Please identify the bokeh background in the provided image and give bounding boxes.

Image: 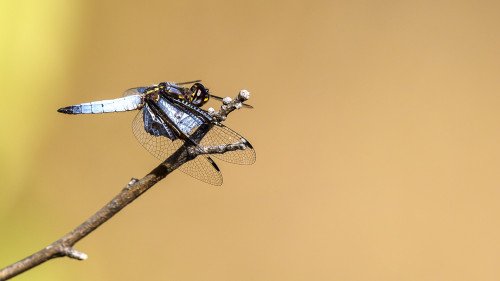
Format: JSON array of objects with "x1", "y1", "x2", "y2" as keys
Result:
[{"x1": 1, "y1": 0, "x2": 500, "y2": 280}]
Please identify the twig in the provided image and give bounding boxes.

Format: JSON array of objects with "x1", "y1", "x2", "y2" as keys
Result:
[
  {"x1": 0, "y1": 90, "x2": 250, "y2": 281},
  {"x1": 208, "y1": 90, "x2": 250, "y2": 122},
  {"x1": 187, "y1": 142, "x2": 248, "y2": 157}
]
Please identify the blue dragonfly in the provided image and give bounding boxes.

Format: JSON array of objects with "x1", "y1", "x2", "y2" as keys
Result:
[{"x1": 58, "y1": 81, "x2": 255, "y2": 185}]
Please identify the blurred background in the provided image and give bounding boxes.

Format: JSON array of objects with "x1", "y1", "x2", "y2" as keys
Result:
[{"x1": 1, "y1": 0, "x2": 500, "y2": 280}]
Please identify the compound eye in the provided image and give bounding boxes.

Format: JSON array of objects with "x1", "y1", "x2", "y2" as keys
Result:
[{"x1": 190, "y1": 84, "x2": 208, "y2": 106}]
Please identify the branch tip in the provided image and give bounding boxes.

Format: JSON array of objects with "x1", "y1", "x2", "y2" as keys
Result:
[{"x1": 238, "y1": 89, "x2": 250, "y2": 100}]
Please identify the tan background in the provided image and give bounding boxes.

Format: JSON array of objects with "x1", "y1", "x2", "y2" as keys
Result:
[{"x1": 1, "y1": 0, "x2": 500, "y2": 280}]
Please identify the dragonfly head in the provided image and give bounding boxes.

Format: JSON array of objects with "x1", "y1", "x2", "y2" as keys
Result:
[{"x1": 189, "y1": 83, "x2": 210, "y2": 107}]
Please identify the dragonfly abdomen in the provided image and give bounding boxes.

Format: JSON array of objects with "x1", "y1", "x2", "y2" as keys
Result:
[{"x1": 58, "y1": 95, "x2": 142, "y2": 114}]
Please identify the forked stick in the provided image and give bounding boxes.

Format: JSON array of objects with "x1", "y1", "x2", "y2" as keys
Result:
[{"x1": 0, "y1": 90, "x2": 251, "y2": 281}]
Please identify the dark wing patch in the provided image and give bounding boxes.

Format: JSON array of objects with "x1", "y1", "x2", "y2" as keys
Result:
[
  {"x1": 132, "y1": 108, "x2": 222, "y2": 185},
  {"x1": 143, "y1": 103, "x2": 177, "y2": 140}
]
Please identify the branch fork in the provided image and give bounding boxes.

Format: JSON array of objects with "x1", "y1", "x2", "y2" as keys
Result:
[{"x1": 54, "y1": 245, "x2": 87, "y2": 260}]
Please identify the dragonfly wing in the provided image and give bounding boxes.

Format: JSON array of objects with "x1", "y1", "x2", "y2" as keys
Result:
[
  {"x1": 178, "y1": 155, "x2": 223, "y2": 186},
  {"x1": 123, "y1": 87, "x2": 148, "y2": 97},
  {"x1": 198, "y1": 123, "x2": 256, "y2": 165},
  {"x1": 132, "y1": 107, "x2": 222, "y2": 185},
  {"x1": 142, "y1": 103, "x2": 178, "y2": 140},
  {"x1": 132, "y1": 106, "x2": 180, "y2": 159},
  {"x1": 157, "y1": 96, "x2": 205, "y2": 135}
]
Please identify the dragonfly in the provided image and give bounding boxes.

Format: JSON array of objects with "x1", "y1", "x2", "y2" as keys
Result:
[{"x1": 57, "y1": 80, "x2": 255, "y2": 185}]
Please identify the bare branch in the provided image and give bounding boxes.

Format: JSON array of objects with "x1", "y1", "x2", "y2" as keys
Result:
[
  {"x1": 0, "y1": 149, "x2": 185, "y2": 281},
  {"x1": 208, "y1": 90, "x2": 250, "y2": 122},
  {"x1": 187, "y1": 142, "x2": 248, "y2": 157},
  {"x1": 0, "y1": 90, "x2": 249, "y2": 281}
]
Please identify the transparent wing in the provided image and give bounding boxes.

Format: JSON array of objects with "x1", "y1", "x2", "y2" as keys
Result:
[
  {"x1": 123, "y1": 87, "x2": 148, "y2": 97},
  {"x1": 198, "y1": 123, "x2": 256, "y2": 165},
  {"x1": 132, "y1": 109, "x2": 223, "y2": 185},
  {"x1": 177, "y1": 155, "x2": 223, "y2": 186}
]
